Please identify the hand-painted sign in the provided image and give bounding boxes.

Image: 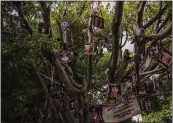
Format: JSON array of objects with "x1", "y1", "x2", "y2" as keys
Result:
[
  {"x1": 102, "y1": 94, "x2": 141, "y2": 123},
  {"x1": 103, "y1": 82, "x2": 141, "y2": 122}
]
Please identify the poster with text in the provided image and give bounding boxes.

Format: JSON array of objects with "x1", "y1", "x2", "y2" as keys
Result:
[{"x1": 102, "y1": 92, "x2": 141, "y2": 123}]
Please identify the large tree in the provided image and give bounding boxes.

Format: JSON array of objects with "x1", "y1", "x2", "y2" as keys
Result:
[{"x1": 1, "y1": 1, "x2": 172, "y2": 123}]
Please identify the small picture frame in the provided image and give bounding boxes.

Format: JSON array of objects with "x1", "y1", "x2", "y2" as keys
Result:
[
  {"x1": 69, "y1": 98, "x2": 79, "y2": 111},
  {"x1": 144, "y1": 100, "x2": 152, "y2": 112},
  {"x1": 150, "y1": 44, "x2": 159, "y2": 57},
  {"x1": 107, "y1": 84, "x2": 121, "y2": 104},
  {"x1": 60, "y1": 50, "x2": 70, "y2": 63},
  {"x1": 91, "y1": 15, "x2": 104, "y2": 29},
  {"x1": 61, "y1": 21, "x2": 69, "y2": 30},
  {"x1": 38, "y1": 22, "x2": 50, "y2": 34},
  {"x1": 89, "y1": 105, "x2": 103, "y2": 123},
  {"x1": 160, "y1": 50, "x2": 172, "y2": 67},
  {"x1": 84, "y1": 44, "x2": 93, "y2": 56},
  {"x1": 137, "y1": 84, "x2": 146, "y2": 96}
]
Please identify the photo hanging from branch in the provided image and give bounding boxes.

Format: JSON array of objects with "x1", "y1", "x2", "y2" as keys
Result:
[
  {"x1": 149, "y1": 43, "x2": 159, "y2": 57},
  {"x1": 38, "y1": 22, "x2": 50, "y2": 35},
  {"x1": 89, "y1": 105, "x2": 104, "y2": 123},
  {"x1": 160, "y1": 50, "x2": 172, "y2": 67},
  {"x1": 106, "y1": 84, "x2": 121, "y2": 104}
]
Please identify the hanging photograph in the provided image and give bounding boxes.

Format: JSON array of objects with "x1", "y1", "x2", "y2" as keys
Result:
[
  {"x1": 144, "y1": 100, "x2": 152, "y2": 112},
  {"x1": 137, "y1": 84, "x2": 147, "y2": 96},
  {"x1": 107, "y1": 84, "x2": 121, "y2": 104},
  {"x1": 59, "y1": 50, "x2": 70, "y2": 63},
  {"x1": 121, "y1": 81, "x2": 133, "y2": 103},
  {"x1": 55, "y1": 86, "x2": 65, "y2": 99},
  {"x1": 84, "y1": 44, "x2": 93, "y2": 56},
  {"x1": 38, "y1": 22, "x2": 50, "y2": 34},
  {"x1": 69, "y1": 97, "x2": 79, "y2": 111},
  {"x1": 91, "y1": 15, "x2": 104, "y2": 29},
  {"x1": 160, "y1": 50, "x2": 172, "y2": 67},
  {"x1": 89, "y1": 105, "x2": 104, "y2": 123},
  {"x1": 150, "y1": 43, "x2": 159, "y2": 57}
]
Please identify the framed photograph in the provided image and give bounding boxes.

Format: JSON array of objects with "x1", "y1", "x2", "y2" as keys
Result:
[
  {"x1": 150, "y1": 44, "x2": 159, "y2": 57},
  {"x1": 38, "y1": 22, "x2": 50, "y2": 34},
  {"x1": 69, "y1": 97, "x2": 79, "y2": 111},
  {"x1": 91, "y1": 15, "x2": 104, "y2": 29},
  {"x1": 144, "y1": 100, "x2": 152, "y2": 112},
  {"x1": 160, "y1": 50, "x2": 172, "y2": 67},
  {"x1": 89, "y1": 105, "x2": 104, "y2": 123},
  {"x1": 107, "y1": 84, "x2": 121, "y2": 104}
]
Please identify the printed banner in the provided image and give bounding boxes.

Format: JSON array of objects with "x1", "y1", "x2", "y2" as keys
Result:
[
  {"x1": 89, "y1": 105, "x2": 104, "y2": 123},
  {"x1": 103, "y1": 82, "x2": 141, "y2": 123}
]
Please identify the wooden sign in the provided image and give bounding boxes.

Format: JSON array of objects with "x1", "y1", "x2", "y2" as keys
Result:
[
  {"x1": 89, "y1": 105, "x2": 104, "y2": 123},
  {"x1": 91, "y1": 15, "x2": 104, "y2": 29},
  {"x1": 107, "y1": 84, "x2": 121, "y2": 104},
  {"x1": 38, "y1": 22, "x2": 50, "y2": 34}
]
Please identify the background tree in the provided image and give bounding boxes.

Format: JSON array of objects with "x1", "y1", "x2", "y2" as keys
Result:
[{"x1": 1, "y1": 1, "x2": 172, "y2": 123}]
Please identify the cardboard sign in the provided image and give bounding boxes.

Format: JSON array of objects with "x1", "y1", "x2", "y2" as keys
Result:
[
  {"x1": 89, "y1": 105, "x2": 104, "y2": 123},
  {"x1": 107, "y1": 84, "x2": 121, "y2": 104},
  {"x1": 102, "y1": 94, "x2": 141, "y2": 123}
]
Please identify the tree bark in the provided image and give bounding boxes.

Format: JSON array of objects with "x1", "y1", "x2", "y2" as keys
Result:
[{"x1": 108, "y1": 1, "x2": 124, "y2": 83}]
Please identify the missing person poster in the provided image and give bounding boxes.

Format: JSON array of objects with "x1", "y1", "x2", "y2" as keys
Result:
[
  {"x1": 89, "y1": 105, "x2": 104, "y2": 123},
  {"x1": 103, "y1": 82, "x2": 141, "y2": 123}
]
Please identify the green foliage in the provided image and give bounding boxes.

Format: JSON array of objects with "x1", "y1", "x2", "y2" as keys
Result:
[{"x1": 142, "y1": 96, "x2": 172, "y2": 123}]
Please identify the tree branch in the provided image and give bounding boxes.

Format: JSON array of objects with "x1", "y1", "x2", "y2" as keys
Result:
[
  {"x1": 145, "y1": 23, "x2": 172, "y2": 40},
  {"x1": 156, "y1": 14, "x2": 171, "y2": 33},
  {"x1": 155, "y1": 1, "x2": 162, "y2": 32},
  {"x1": 39, "y1": 1, "x2": 52, "y2": 37},
  {"x1": 108, "y1": 1, "x2": 124, "y2": 83},
  {"x1": 137, "y1": 1, "x2": 146, "y2": 27},
  {"x1": 143, "y1": 3, "x2": 169, "y2": 29},
  {"x1": 139, "y1": 67, "x2": 165, "y2": 76},
  {"x1": 13, "y1": 1, "x2": 33, "y2": 35},
  {"x1": 71, "y1": 3, "x2": 86, "y2": 25}
]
